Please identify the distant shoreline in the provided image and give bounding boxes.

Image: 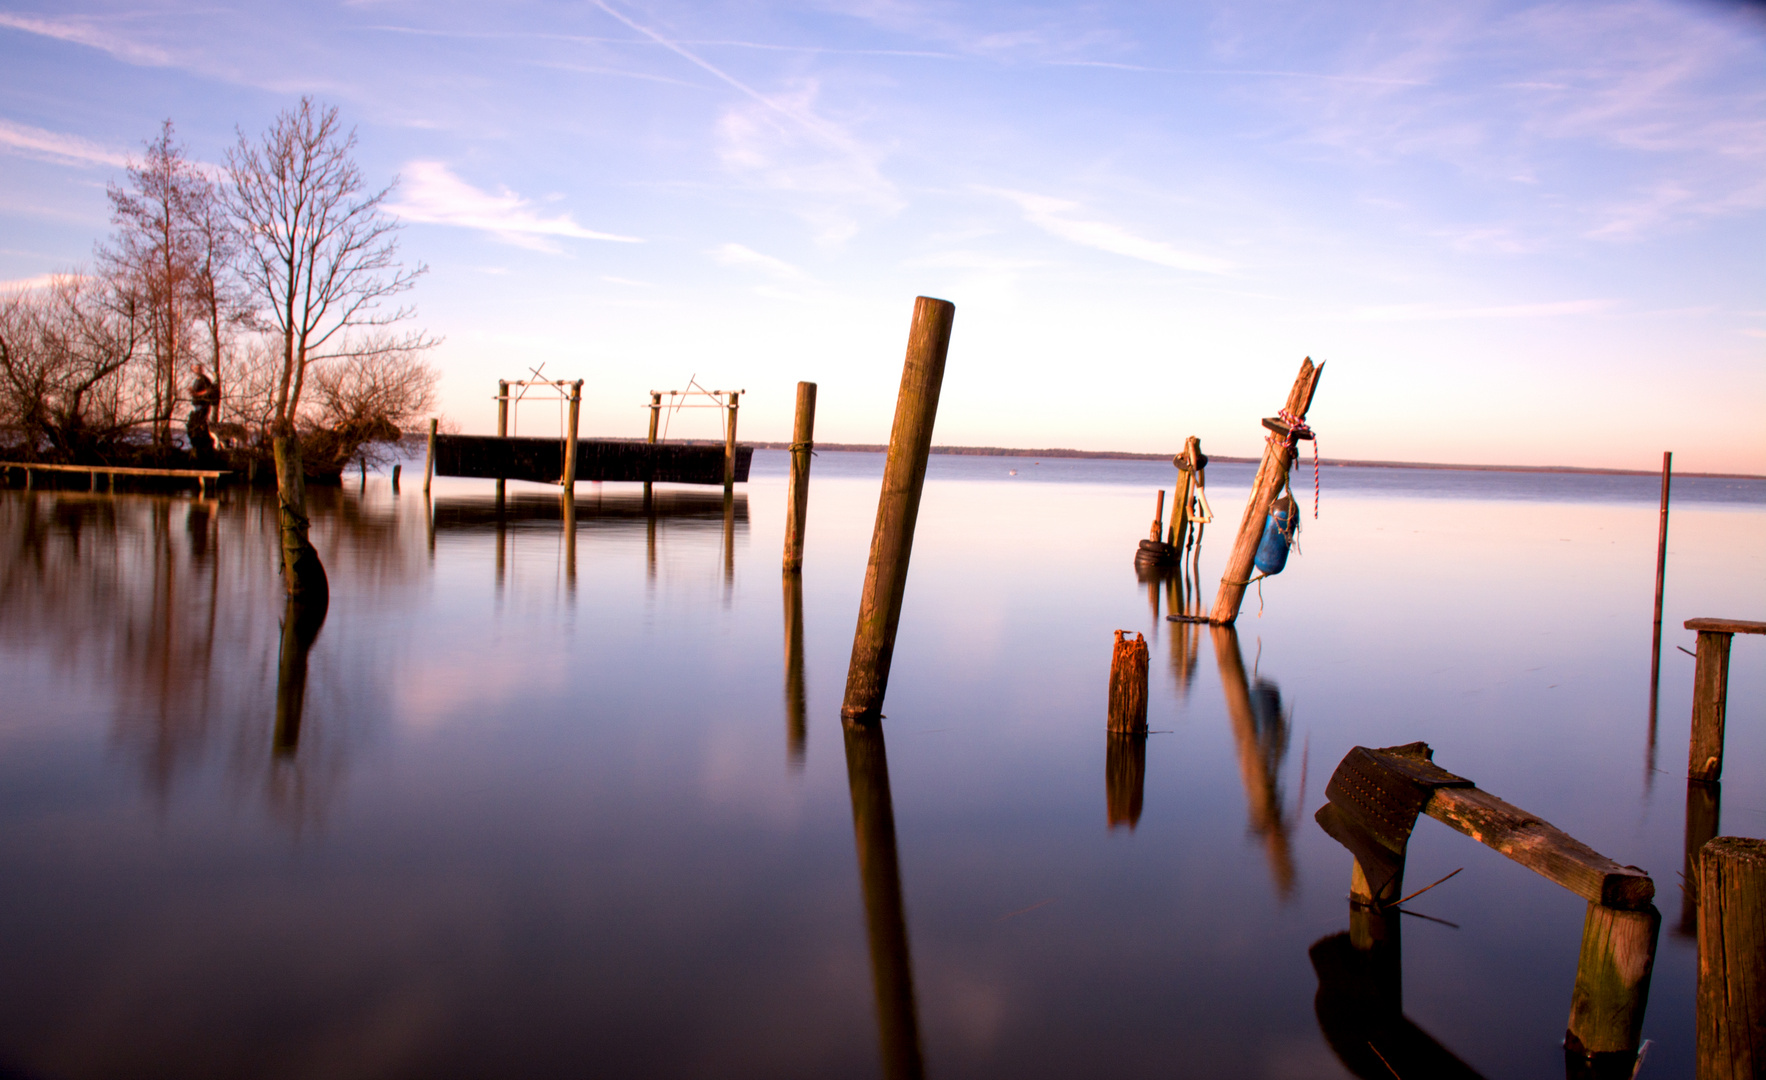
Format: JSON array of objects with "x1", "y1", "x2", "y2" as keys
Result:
[{"x1": 749, "y1": 442, "x2": 1763, "y2": 481}]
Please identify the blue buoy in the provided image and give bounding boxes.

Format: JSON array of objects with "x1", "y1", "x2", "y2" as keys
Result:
[{"x1": 1253, "y1": 499, "x2": 1297, "y2": 576}]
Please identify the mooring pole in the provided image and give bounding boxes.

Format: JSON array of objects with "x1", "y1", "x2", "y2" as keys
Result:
[
  {"x1": 563, "y1": 380, "x2": 582, "y2": 490},
  {"x1": 783, "y1": 381, "x2": 818, "y2": 573},
  {"x1": 1209, "y1": 359, "x2": 1323, "y2": 624},
  {"x1": 724, "y1": 391, "x2": 741, "y2": 495},
  {"x1": 1697, "y1": 836, "x2": 1765, "y2": 1080},
  {"x1": 841, "y1": 296, "x2": 955, "y2": 723},
  {"x1": 496, "y1": 379, "x2": 510, "y2": 502},
  {"x1": 645, "y1": 391, "x2": 661, "y2": 501},
  {"x1": 1648, "y1": 451, "x2": 1672, "y2": 736},
  {"x1": 424, "y1": 418, "x2": 437, "y2": 494}
]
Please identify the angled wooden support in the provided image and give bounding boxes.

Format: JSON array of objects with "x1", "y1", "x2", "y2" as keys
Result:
[
  {"x1": 1315, "y1": 742, "x2": 1659, "y2": 1076},
  {"x1": 1686, "y1": 617, "x2": 1765, "y2": 783}
]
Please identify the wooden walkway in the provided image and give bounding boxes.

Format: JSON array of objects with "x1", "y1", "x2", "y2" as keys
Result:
[
  {"x1": 2, "y1": 461, "x2": 226, "y2": 495},
  {"x1": 431, "y1": 435, "x2": 752, "y2": 487}
]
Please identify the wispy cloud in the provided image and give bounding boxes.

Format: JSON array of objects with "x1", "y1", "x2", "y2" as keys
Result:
[
  {"x1": 1350, "y1": 299, "x2": 1616, "y2": 322},
  {"x1": 989, "y1": 189, "x2": 1232, "y2": 275},
  {"x1": 0, "y1": 273, "x2": 60, "y2": 293},
  {"x1": 711, "y1": 243, "x2": 803, "y2": 280},
  {"x1": 0, "y1": 118, "x2": 126, "y2": 168},
  {"x1": 0, "y1": 12, "x2": 171, "y2": 65},
  {"x1": 387, "y1": 162, "x2": 641, "y2": 250}
]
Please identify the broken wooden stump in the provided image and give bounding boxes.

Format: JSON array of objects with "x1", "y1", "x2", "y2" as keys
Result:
[
  {"x1": 1686, "y1": 618, "x2": 1765, "y2": 783},
  {"x1": 1697, "y1": 836, "x2": 1765, "y2": 1080},
  {"x1": 1107, "y1": 630, "x2": 1148, "y2": 734}
]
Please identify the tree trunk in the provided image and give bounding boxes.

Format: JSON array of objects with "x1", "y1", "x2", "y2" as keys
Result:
[{"x1": 273, "y1": 434, "x2": 328, "y2": 600}]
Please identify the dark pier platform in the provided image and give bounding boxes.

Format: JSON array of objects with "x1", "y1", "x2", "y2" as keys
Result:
[{"x1": 432, "y1": 436, "x2": 752, "y2": 486}]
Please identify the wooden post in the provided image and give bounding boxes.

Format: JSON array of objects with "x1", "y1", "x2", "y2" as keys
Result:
[
  {"x1": 424, "y1": 418, "x2": 437, "y2": 494},
  {"x1": 1564, "y1": 902, "x2": 1659, "y2": 1069},
  {"x1": 723, "y1": 391, "x2": 740, "y2": 494},
  {"x1": 840, "y1": 297, "x2": 955, "y2": 723},
  {"x1": 496, "y1": 380, "x2": 509, "y2": 502},
  {"x1": 1697, "y1": 836, "x2": 1765, "y2": 1080},
  {"x1": 1648, "y1": 452, "x2": 1672, "y2": 728},
  {"x1": 1209, "y1": 358, "x2": 1323, "y2": 624},
  {"x1": 1689, "y1": 628, "x2": 1734, "y2": 782},
  {"x1": 563, "y1": 380, "x2": 582, "y2": 490},
  {"x1": 1148, "y1": 489, "x2": 1166, "y2": 542},
  {"x1": 783, "y1": 381, "x2": 817, "y2": 573},
  {"x1": 1681, "y1": 780, "x2": 1721, "y2": 936},
  {"x1": 1107, "y1": 630, "x2": 1149, "y2": 733},
  {"x1": 1170, "y1": 438, "x2": 1201, "y2": 549},
  {"x1": 646, "y1": 391, "x2": 661, "y2": 499},
  {"x1": 391, "y1": 463, "x2": 401, "y2": 491}
]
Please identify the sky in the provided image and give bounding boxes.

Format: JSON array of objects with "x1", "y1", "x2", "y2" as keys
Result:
[{"x1": 1, "y1": 0, "x2": 1763, "y2": 472}]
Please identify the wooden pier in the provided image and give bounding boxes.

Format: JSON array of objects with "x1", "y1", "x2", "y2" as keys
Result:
[
  {"x1": 3, "y1": 461, "x2": 226, "y2": 495},
  {"x1": 429, "y1": 435, "x2": 752, "y2": 488}
]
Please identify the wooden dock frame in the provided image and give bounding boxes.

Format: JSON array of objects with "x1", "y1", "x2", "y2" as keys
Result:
[
  {"x1": 3, "y1": 461, "x2": 226, "y2": 497},
  {"x1": 1314, "y1": 742, "x2": 1658, "y2": 1073}
]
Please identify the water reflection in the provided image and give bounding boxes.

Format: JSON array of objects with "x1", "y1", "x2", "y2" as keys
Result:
[
  {"x1": 1310, "y1": 906, "x2": 1487, "y2": 1079},
  {"x1": 1105, "y1": 732, "x2": 1146, "y2": 829},
  {"x1": 841, "y1": 719, "x2": 925, "y2": 1080},
  {"x1": 432, "y1": 488, "x2": 748, "y2": 534},
  {"x1": 1679, "y1": 780, "x2": 1720, "y2": 936},
  {"x1": 1211, "y1": 625, "x2": 1297, "y2": 896},
  {"x1": 783, "y1": 574, "x2": 807, "y2": 768}
]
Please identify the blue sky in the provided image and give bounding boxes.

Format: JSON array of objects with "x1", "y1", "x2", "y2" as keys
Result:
[{"x1": 2, "y1": 0, "x2": 1762, "y2": 471}]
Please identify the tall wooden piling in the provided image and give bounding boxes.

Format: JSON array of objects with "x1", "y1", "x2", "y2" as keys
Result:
[
  {"x1": 1564, "y1": 902, "x2": 1660, "y2": 1070},
  {"x1": 1697, "y1": 836, "x2": 1765, "y2": 1080},
  {"x1": 1209, "y1": 359, "x2": 1324, "y2": 624},
  {"x1": 840, "y1": 296, "x2": 955, "y2": 722},
  {"x1": 496, "y1": 379, "x2": 510, "y2": 501},
  {"x1": 783, "y1": 381, "x2": 817, "y2": 573},
  {"x1": 1107, "y1": 630, "x2": 1149, "y2": 733},
  {"x1": 1686, "y1": 619, "x2": 1765, "y2": 782},
  {"x1": 563, "y1": 379, "x2": 583, "y2": 489},
  {"x1": 646, "y1": 391, "x2": 661, "y2": 499},
  {"x1": 723, "y1": 391, "x2": 741, "y2": 494},
  {"x1": 424, "y1": 418, "x2": 437, "y2": 493},
  {"x1": 1648, "y1": 452, "x2": 1672, "y2": 727}
]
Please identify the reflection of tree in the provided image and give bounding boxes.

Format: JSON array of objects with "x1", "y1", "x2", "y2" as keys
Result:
[
  {"x1": 842, "y1": 720, "x2": 925, "y2": 1080},
  {"x1": 1210, "y1": 625, "x2": 1296, "y2": 897},
  {"x1": 0, "y1": 487, "x2": 418, "y2": 826}
]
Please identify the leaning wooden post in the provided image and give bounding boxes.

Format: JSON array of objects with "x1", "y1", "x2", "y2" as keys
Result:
[
  {"x1": 783, "y1": 381, "x2": 817, "y2": 573},
  {"x1": 1697, "y1": 836, "x2": 1765, "y2": 1080},
  {"x1": 1209, "y1": 359, "x2": 1323, "y2": 624},
  {"x1": 1648, "y1": 452, "x2": 1672, "y2": 728},
  {"x1": 1107, "y1": 630, "x2": 1148, "y2": 733},
  {"x1": 423, "y1": 418, "x2": 436, "y2": 494},
  {"x1": 1564, "y1": 902, "x2": 1660, "y2": 1071},
  {"x1": 562, "y1": 380, "x2": 582, "y2": 489},
  {"x1": 723, "y1": 391, "x2": 741, "y2": 495},
  {"x1": 841, "y1": 296, "x2": 955, "y2": 723}
]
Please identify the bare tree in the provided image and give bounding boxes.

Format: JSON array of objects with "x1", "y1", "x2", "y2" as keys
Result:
[
  {"x1": 225, "y1": 97, "x2": 429, "y2": 599},
  {"x1": 305, "y1": 338, "x2": 438, "y2": 472},
  {"x1": 100, "y1": 121, "x2": 210, "y2": 449},
  {"x1": 0, "y1": 275, "x2": 147, "y2": 460}
]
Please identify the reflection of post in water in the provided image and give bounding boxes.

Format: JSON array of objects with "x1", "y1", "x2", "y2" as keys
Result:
[
  {"x1": 782, "y1": 573, "x2": 807, "y2": 768},
  {"x1": 495, "y1": 490, "x2": 508, "y2": 596},
  {"x1": 1310, "y1": 905, "x2": 1486, "y2": 1079},
  {"x1": 842, "y1": 720, "x2": 925, "y2": 1080},
  {"x1": 1165, "y1": 575, "x2": 1199, "y2": 697},
  {"x1": 561, "y1": 489, "x2": 577, "y2": 593},
  {"x1": 1106, "y1": 732, "x2": 1147, "y2": 829},
  {"x1": 722, "y1": 489, "x2": 735, "y2": 592},
  {"x1": 1210, "y1": 624, "x2": 1296, "y2": 896},
  {"x1": 273, "y1": 595, "x2": 327, "y2": 757},
  {"x1": 646, "y1": 495, "x2": 657, "y2": 584},
  {"x1": 1680, "y1": 779, "x2": 1720, "y2": 937}
]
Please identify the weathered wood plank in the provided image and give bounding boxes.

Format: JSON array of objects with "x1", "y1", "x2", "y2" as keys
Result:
[
  {"x1": 1423, "y1": 786, "x2": 1655, "y2": 909},
  {"x1": 1686, "y1": 617, "x2": 1766, "y2": 635},
  {"x1": 1698, "y1": 836, "x2": 1766, "y2": 1080}
]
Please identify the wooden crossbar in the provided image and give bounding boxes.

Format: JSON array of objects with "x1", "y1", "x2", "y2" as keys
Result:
[
  {"x1": 2, "y1": 461, "x2": 226, "y2": 480},
  {"x1": 1686, "y1": 617, "x2": 1766, "y2": 635}
]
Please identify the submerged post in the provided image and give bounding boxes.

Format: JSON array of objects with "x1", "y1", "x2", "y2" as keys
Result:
[
  {"x1": 841, "y1": 296, "x2": 955, "y2": 723},
  {"x1": 563, "y1": 379, "x2": 582, "y2": 489},
  {"x1": 1209, "y1": 358, "x2": 1323, "y2": 624},
  {"x1": 783, "y1": 381, "x2": 817, "y2": 573},
  {"x1": 1697, "y1": 837, "x2": 1765, "y2": 1080},
  {"x1": 1107, "y1": 630, "x2": 1149, "y2": 734},
  {"x1": 723, "y1": 391, "x2": 741, "y2": 495},
  {"x1": 424, "y1": 418, "x2": 437, "y2": 494}
]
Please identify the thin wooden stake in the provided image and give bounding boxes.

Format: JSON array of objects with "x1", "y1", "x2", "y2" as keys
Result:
[
  {"x1": 783, "y1": 381, "x2": 817, "y2": 573},
  {"x1": 1649, "y1": 451, "x2": 1671, "y2": 735},
  {"x1": 841, "y1": 297, "x2": 955, "y2": 722}
]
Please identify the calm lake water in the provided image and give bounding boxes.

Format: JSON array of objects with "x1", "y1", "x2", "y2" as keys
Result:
[{"x1": 1, "y1": 451, "x2": 1762, "y2": 1079}]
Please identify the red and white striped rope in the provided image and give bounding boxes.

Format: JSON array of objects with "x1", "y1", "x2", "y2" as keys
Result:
[{"x1": 1277, "y1": 408, "x2": 1320, "y2": 519}]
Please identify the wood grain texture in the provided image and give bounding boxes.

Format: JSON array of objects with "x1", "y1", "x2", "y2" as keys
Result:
[
  {"x1": 1423, "y1": 787, "x2": 1655, "y2": 909},
  {"x1": 1107, "y1": 630, "x2": 1149, "y2": 733},
  {"x1": 1209, "y1": 358, "x2": 1323, "y2": 624},
  {"x1": 782, "y1": 381, "x2": 817, "y2": 573},
  {"x1": 1685, "y1": 618, "x2": 1766, "y2": 635},
  {"x1": 841, "y1": 297, "x2": 955, "y2": 721},
  {"x1": 1698, "y1": 836, "x2": 1766, "y2": 1080},
  {"x1": 1565, "y1": 902, "x2": 1659, "y2": 1059},
  {"x1": 1689, "y1": 630, "x2": 1734, "y2": 782}
]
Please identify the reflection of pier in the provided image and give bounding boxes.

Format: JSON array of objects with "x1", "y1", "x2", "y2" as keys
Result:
[
  {"x1": 842, "y1": 720, "x2": 925, "y2": 1080},
  {"x1": 1211, "y1": 625, "x2": 1297, "y2": 896},
  {"x1": 431, "y1": 489, "x2": 747, "y2": 534}
]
